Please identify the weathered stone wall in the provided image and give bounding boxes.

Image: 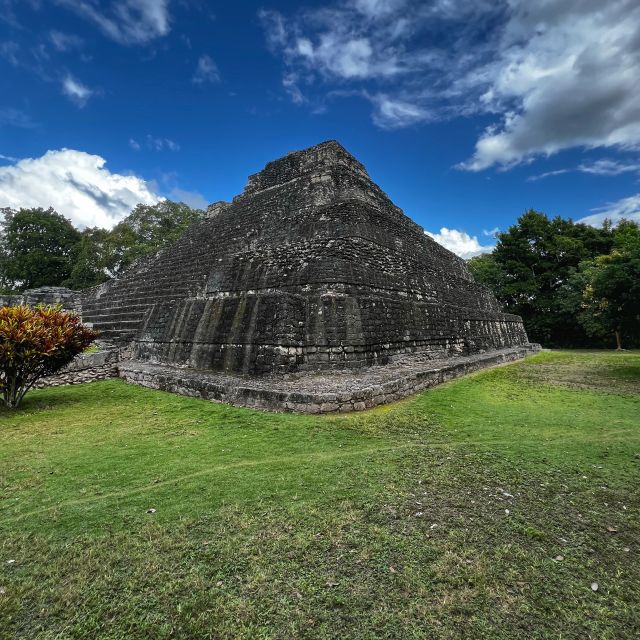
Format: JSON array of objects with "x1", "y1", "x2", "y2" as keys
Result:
[
  {"x1": 35, "y1": 349, "x2": 119, "y2": 388},
  {"x1": 82, "y1": 140, "x2": 533, "y2": 375},
  {"x1": 120, "y1": 345, "x2": 540, "y2": 414},
  {"x1": 0, "y1": 286, "x2": 81, "y2": 311}
]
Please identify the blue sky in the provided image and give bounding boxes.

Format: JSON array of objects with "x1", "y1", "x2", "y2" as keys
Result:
[{"x1": 1, "y1": 0, "x2": 639, "y2": 257}]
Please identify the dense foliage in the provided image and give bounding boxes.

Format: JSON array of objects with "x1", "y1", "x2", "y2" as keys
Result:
[
  {"x1": 0, "y1": 305, "x2": 97, "y2": 408},
  {"x1": 0, "y1": 207, "x2": 81, "y2": 290},
  {"x1": 469, "y1": 211, "x2": 640, "y2": 348},
  {"x1": 104, "y1": 201, "x2": 205, "y2": 277},
  {"x1": 0, "y1": 201, "x2": 204, "y2": 292}
]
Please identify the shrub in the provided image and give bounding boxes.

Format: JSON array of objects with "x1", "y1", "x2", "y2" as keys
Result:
[{"x1": 0, "y1": 305, "x2": 97, "y2": 409}]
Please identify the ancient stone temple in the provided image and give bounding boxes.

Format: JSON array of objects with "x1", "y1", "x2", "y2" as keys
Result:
[{"x1": 82, "y1": 141, "x2": 537, "y2": 412}]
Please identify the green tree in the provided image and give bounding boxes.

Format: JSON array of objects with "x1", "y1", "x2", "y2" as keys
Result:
[
  {"x1": 104, "y1": 201, "x2": 204, "y2": 277},
  {"x1": 64, "y1": 227, "x2": 110, "y2": 290},
  {"x1": 467, "y1": 254, "x2": 507, "y2": 295},
  {"x1": 579, "y1": 244, "x2": 640, "y2": 349},
  {"x1": 0, "y1": 208, "x2": 81, "y2": 290},
  {"x1": 476, "y1": 210, "x2": 614, "y2": 346}
]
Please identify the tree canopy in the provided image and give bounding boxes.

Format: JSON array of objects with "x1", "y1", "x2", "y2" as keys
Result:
[
  {"x1": 0, "y1": 200, "x2": 205, "y2": 291},
  {"x1": 469, "y1": 211, "x2": 639, "y2": 348},
  {"x1": 0, "y1": 207, "x2": 81, "y2": 291},
  {"x1": 104, "y1": 201, "x2": 205, "y2": 277}
]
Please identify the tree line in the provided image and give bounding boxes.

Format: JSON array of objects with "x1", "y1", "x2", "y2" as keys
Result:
[
  {"x1": 0, "y1": 201, "x2": 204, "y2": 292},
  {"x1": 469, "y1": 211, "x2": 640, "y2": 349}
]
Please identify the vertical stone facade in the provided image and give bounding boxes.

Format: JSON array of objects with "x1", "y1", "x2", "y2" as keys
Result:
[{"x1": 82, "y1": 141, "x2": 532, "y2": 376}]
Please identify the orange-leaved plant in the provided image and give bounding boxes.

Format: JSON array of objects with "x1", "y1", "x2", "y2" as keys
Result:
[{"x1": 0, "y1": 305, "x2": 97, "y2": 409}]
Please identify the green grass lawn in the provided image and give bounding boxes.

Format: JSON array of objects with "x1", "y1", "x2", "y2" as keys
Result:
[{"x1": 1, "y1": 350, "x2": 639, "y2": 639}]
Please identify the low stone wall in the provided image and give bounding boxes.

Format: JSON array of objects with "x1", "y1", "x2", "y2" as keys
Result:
[
  {"x1": 35, "y1": 349, "x2": 119, "y2": 389},
  {"x1": 119, "y1": 344, "x2": 540, "y2": 413},
  {"x1": 0, "y1": 286, "x2": 81, "y2": 312}
]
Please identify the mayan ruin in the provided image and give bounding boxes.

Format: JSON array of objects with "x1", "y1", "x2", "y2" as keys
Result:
[{"x1": 76, "y1": 141, "x2": 538, "y2": 411}]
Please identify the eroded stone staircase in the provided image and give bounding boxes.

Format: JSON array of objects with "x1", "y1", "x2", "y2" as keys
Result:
[{"x1": 80, "y1": 223, "x2": 221, "y2": 342}]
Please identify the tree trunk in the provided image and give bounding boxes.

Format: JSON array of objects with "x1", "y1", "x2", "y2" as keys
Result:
[
  {"x1": 615, "y1": 330, "x2": 622, "y2": 351},
  {"x1": 2, "y1": 374, "x2": 22, "y2": 409}
]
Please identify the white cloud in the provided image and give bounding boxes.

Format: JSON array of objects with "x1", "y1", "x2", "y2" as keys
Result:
[
  {"x1": 425, "y1": 227, "x2": 494, "y2": 259},
  {"x1": 0, "y1": 149, "x2": 161, "y2": 229},
  {"x1": 258, "y1": 3, "x2": 407, "y2": 100},
  {"x1": 57, "y1": 0, "x2": 171, "y2": 45},
  {"x1": 528, "y1": 158, "x2": 640, "y2": 182},
  {"x1": 146, "y1": 135, "x2": 179, "y2": 152},
  {"x1": 577, "y1": 159, "x2": 640, "y2": 176},
  {"x1": 282, "y1": 73, "x2": 306, "y2": 104},
  {"x1": 62, "y1": 75, "x2": 93, "y2": 107},
  {"x1": 482, "y1": 227, "x2": 500, "y2": 237},
  {"x1": 129, "y1": 138, "x2": 141, "y2": 151},
  {"x1": 353, "y1": 0, "x2": 406, "y2": 19},
  {"x1": 258, "y1": 1, "x2": 500, "y2": 125},
  {"x1": 259, "y1": 9, "x2": 289, "y2": 50},
  {"x1": 527, "y1": 168, "x2": 571, "y2": 182},
  {"x1": 193, "y1": 54, "x2": 220, "y2": 84},
  {"x1": 261, "y1": 1, "x2": 640, "y2": 170},
  {"x1": 460, "y1": 1, "x2": 640, "y2": 170},
  {"x1": 0, "y1": 41, "x2": 20, "y2": 66},
  {"x1": 49, "y1": 30, "x2": 83, "y2": 51},
  {"x1": 578, "y1": 194, "x2": 640, "y2": 227},
  {"x1": 371, "y1": 95, "x2": 431, "y2": 129}
]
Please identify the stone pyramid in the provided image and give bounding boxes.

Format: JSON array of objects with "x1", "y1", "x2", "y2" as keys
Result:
[{"x1": 82, "y1": 141, "x2": 531, "y2": 380}]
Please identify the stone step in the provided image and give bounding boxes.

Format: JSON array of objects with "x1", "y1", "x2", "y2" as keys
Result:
[
  {"x1": 84, "y1": 310, "x2": 143, "y2": 321},
  {"x1": 93, "y1": 328, "x2": 137, "y2": 341},
  {"x1": 89, "y1": 319, "x2": 142, "y2": 331},
  {"x1": 83, "y1": 295, "x2": 188, "y2": 311}
]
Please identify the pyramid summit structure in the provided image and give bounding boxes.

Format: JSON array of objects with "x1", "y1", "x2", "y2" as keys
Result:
[{"x1": 82, "y1": 141, "x2": 537, "y2": 410}]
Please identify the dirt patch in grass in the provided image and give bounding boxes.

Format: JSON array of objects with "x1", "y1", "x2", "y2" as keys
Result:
[{"x1": 514, "y1": 350, "x2": 640, "y2": 396}]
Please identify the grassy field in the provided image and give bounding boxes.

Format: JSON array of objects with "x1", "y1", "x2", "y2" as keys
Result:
[{"x1": 1, "y1": 350, "x2": 639, "y2": 639}]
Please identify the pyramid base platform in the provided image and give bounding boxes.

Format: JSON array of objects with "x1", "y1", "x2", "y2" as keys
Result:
[{"x1": 118, "y1": 344, "x2": 541, "y2": 414}]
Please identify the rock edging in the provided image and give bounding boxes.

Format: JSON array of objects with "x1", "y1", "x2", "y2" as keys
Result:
[
  {"x1": 35, "y1": 348, "x2": 120, "y2": 389},
  {"x1": 118, "y1": 344, "x2": 540, "y2": 413}
]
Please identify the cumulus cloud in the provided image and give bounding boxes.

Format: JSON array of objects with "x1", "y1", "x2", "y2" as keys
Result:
[
  {"x1": 56, "y1": 0, "x2": 171, "y2": 45},
  {"x1": 425, "y1": 227, "x2": 495, "y2": 259},
  {"x1": 261, "y1": 0, "x2": 640, "y2": 166},
  {"x1": 0, "y1": 149, "x2": 161, "y2": 229},
  {"x1": 192, "y1": 54, "x2": 220, "y2": 84},
  {"x1": 458, "y1": 1, "x2": 640, "y2": 170},
  {"x1": 578, "y1": 194, "x2": 640, "y2": 227},
  {"x1": 62, "y1": 75, "x2": 93, "y2": 107}
]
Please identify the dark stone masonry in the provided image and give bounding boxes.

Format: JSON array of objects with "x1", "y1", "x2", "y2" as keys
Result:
[{"x1": 78, "y1": 140, "x2": 538, "y2": 411}]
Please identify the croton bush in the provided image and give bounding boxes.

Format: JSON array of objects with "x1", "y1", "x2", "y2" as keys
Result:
[{"x1": 0, "y1": 305, "x2": 97, "y2": 409}]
